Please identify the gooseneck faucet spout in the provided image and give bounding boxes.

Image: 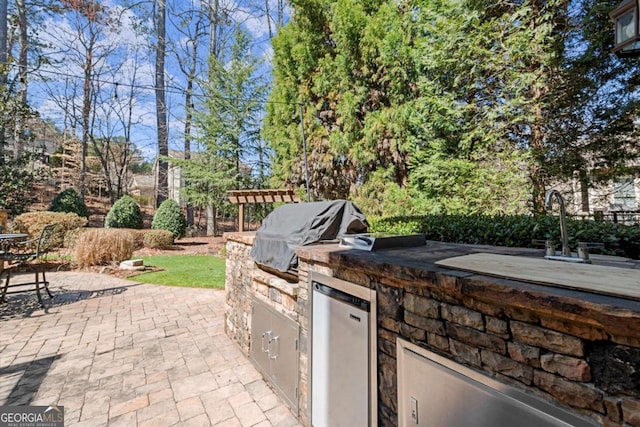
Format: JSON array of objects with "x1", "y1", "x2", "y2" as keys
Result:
[{"x1": 544, "y1": 189, "x2": 571, "y2": 257}]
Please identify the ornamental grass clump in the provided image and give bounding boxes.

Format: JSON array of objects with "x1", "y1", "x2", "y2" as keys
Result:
[
  {"x1": 151, "y1": 199, "x2": 187, "y2": 238},
  {"x1": 74, "y1": 228, "x2": 134, "y2": 267},
  {"x1": 105, "y1": 195, "x2": 143, "y2": 229}
]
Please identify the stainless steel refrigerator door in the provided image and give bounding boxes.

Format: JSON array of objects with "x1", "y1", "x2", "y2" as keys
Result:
[{"x1": 312, "y1": 287, "x2": 369, "y2": 427}]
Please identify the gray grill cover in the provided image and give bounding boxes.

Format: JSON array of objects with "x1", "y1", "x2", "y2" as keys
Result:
[{"x1": 250, "y1": 200, "x2": 368, "y2": 272}]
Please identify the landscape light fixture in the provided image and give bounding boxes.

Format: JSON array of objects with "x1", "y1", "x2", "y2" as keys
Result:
[{"x1": 611, "y1": 0, "x2": 640, "y2": 58}]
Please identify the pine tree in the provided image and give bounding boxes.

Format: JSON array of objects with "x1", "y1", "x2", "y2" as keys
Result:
[
  {"x1": 265, "y1": 0, "x2": 637, "y2": 216},
  {"x1": 171, "y1": 26, "x2": 267, "y2": 235}
]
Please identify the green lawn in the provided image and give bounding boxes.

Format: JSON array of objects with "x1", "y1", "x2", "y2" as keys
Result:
[{"x1": 132, "y1": 255, "x2": 226, "y2": 289}]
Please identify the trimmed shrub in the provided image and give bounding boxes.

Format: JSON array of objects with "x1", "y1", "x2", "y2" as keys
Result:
[
  {"x1": 11, "y1": 211, "x2": 88, "y2": 249},
  {"x1": 368, "y1": 214, "x2": 640, "y2": 259},
  {"x1": 143, "y1": 229, "x2": 174, "y2": 249},
  {"x1": 74, "y1": 228, "x2": 134, "y2": 267},
  {"x1": 49, "y1": 188, "x2": 89, "y2": 218},
  {"x1": 152, "y1": 199, "x2": 187, "y2": 238},
  {"x1": 105, "y1": 195, "x2": 143, "y2": 229}
]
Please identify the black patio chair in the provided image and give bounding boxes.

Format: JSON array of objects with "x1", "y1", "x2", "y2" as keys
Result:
[{"x1": 0, "y1": 224, "x2": 58, "y2": 306}]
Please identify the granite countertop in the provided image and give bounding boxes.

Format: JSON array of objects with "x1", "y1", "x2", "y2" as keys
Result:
[
  {"x1": 296, "y1": 239, "x2": 640, "y2": 284},
  {"x1": 296, "y1": 240, "x2": 552, "y2": 278},
  {"x1": 296, "y1": 240, "x2": 640, "y2": 340}
]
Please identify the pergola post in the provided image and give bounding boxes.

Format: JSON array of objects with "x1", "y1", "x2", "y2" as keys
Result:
[{"x1": 238, "y1": 203, "x2": 245, "y2": 232}]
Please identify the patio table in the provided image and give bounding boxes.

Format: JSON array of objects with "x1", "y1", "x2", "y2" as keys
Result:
[{"x1": 0, "y1": 233, "x2": 29, "y2": 275}]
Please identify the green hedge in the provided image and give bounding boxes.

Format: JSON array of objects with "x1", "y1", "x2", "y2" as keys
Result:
[{"x1": 368, "y1": 214, "x2": 640, "y2": 259}]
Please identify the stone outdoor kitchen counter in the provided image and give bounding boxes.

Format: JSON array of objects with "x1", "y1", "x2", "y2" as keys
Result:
[
  {"x1": 296, "y1": 240, "x2": 640, "y2": 343},
  {"x1": 224, "y1": 233, "x2": 640, "y2": 426}
]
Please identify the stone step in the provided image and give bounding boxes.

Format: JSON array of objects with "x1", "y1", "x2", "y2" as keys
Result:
[{"x1": 120, "y1": 259, "x2": 145, "y2": 270}]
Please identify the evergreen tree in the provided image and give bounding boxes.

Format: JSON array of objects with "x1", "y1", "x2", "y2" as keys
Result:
[
  {"x1": 265, "y1": 0, "x2": 639, "y2": 216},
  {"x1": 409, "y1": 0, "x2": 554, "y2": 214},
  {"x1": 542, "y1": 0, "x2": 640, "y2": 199},
  {"x1": 171, "y1": 26, "x2": 267, "y2": 234}
]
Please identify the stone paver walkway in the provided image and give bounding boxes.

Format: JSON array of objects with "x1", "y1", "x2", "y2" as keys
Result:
[{"x1": 0, "y1": 272, "x2": 301, "y2": 427}]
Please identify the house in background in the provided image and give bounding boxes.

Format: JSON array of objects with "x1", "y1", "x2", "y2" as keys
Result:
[
  {"x1": 129, "y1": 174, "x2": 155, "y2": 206},
  {"x1": 557, "y1": 173, "x2": 640, "y2": 224},
  {"x1": 168, "y1": 150, "x2": 184, "y2": 206},
  {"x1": 146, "y1": 150, "x2": 185, "y2": 207}
]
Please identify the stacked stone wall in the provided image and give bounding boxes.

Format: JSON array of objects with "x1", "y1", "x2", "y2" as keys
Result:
[
  {"x1": 224, "y1": 235, "x2": 254, "y2": 354},
  {"x1": 224, "y1": 234, "x2": 308, "y2": 422},
  {"x1": 372, "y1": 274, "x2": 640, "y2": 427}
]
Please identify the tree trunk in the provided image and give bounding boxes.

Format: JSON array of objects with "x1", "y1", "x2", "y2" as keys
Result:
[
  {"x1": 80, "y1": 40, "x2": 93, "y2": 197},
  {"x1": 13, "y1": 0, "x2": 27, "y2": 161},
  {"x1": 530, "y1": 121, "x2": 547, "y2": 214},
  {"x1": 184, "y1": 45, "x2": 195, "y2": 226},
  {"x1": 579, "y1": 170, "x2": 590, "y2": 213},
  {"x1": 0, "y1": 0, "x2": 6, "y2": 84},
  {"x1": 206, "y1": 204, "x2": 217, "y2": 236},
  {"x1": 0, "y1": 0, "x2": 7, "y2": 164},
  {"x1": 209, "y1": 0, "x2": 219, "y2": 60},
  {"x1": 155, "y1": 0, "x2": 168, "y2": 207},
  {"x1": 205, "y1": 0, "x2": 220, "y2": 233},
  {"x1": 265, "y1": 0, "x2": 273, "y2": 39},
  {"x1": 530, "y1": 163, "x2": 547, "y2": 215}
]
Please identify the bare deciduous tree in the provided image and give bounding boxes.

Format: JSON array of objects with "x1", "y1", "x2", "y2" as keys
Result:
[
  {"x1": 168, "y1": 2, "x2": 208, "y2": 225},
  {"x1": 40, "y1": 1, "x2": 146, "y2": 200},
  {"x1": 88, "y1": 50, "x2": 147, "y2": 202},
  {"x1": 12, "y1": 0, "x2": 28, "y2": 161}
]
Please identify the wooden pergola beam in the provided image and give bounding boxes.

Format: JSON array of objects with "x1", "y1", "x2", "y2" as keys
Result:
[{"x1": 227, "y1": 189, "x2": 300, "y2": 231}]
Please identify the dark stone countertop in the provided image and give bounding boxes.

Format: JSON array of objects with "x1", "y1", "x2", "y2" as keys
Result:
[{"x1": 296, "y1": 240, "x2": 640, "y2": 342}]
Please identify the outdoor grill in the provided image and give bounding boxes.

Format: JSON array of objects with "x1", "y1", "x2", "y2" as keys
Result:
[
  {"x1": 250, "y1": 200, "x2": 428, "y2": 278},
  {"x1": 250, "y1": 200, "x2": 368, "y2": 273}
]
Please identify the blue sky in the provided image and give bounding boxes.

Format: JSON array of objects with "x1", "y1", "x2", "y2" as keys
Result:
[{"x1": 24, "y1": 0, "x2": 289, "y2": 161}]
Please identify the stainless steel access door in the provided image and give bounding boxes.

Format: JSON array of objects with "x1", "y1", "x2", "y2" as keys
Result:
[
  {"x1": 397, "y1": 339, "x2": 599, "y2": 427},
  {"x1": 250, "y1": 298, "x2": 299, "y2": 412},
  {"x1": 311, "y1": 281, "x2": 370, "y2": 427}
]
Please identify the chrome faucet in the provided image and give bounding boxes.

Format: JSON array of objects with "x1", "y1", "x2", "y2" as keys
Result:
[{"x1": 544, "y1": 189, "x2": 571, "y2": 257}]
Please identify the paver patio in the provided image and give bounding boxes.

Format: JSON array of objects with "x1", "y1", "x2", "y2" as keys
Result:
[{"x1": 0, "y1": 271, "x2": 301, "y2": 427}]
